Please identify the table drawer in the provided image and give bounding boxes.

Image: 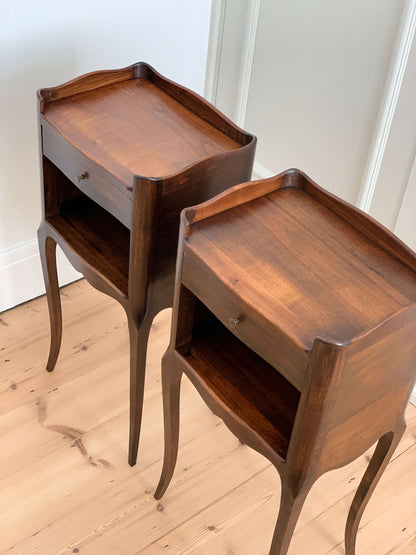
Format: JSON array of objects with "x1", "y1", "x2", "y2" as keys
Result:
[
  {"x1": 41, "y1": 120, "x2": 132, "y2": 229},
  {"x1": 182, "y1": 246, "x2": 307, "y2": 391}
]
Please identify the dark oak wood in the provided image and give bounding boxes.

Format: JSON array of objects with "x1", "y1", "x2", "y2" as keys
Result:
[
  {"x1": 155, "y1": 169, "x2": 416, "y2": 554},
  {"x1": 37, "y1": 62, "x2": 256, "y2": 466}
]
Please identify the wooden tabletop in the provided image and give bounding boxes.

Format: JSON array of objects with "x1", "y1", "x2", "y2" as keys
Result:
[
  {"x1": 186, "y1": 185, "x2": 416, "y2": 351},
  {"x1": 42, "y1": 79, "x2": 241, "y2": 187}
]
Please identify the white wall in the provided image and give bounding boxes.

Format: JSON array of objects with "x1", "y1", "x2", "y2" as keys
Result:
[
  {"x1": 0, "y1": 0, "x2": 212, "y2": 312},
  {"x1": 243, "y1": 0, "x2": 405, "y2": 203}
]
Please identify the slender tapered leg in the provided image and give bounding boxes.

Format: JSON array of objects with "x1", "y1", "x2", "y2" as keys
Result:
[
  {"x1": 345, "y1": 427, "x2": 404, "y2": 555},
  {"x1": 154, "y1": 354, "x2": 182, "y2": 500},
  {"x1": 128, "y1": 311, "x2": 155, "y2": 466},
  {"x1": 269, "y1": 480, "x2": 311, "y2": 555},
  {"x1": 38, "y1": 226, "x2": 62, "y2": 373}
]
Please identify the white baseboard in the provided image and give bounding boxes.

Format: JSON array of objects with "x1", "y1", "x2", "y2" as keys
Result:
[
  {"x1": 0, "y1": 238, "x2": 81, "y2": 312},
  {"x1": 252, "y1": 161, "x2": 274, "y2": 180}
]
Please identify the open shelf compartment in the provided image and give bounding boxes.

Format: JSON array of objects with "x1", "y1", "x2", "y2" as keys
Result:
[
  {"x1": 176, "y1": 302, "x2": 301, "y2": 461},
  {"x1": 45, "y1": 169, "x2": 130, "y2": 296}
]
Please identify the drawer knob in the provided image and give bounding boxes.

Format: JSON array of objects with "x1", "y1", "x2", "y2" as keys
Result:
[
  {"x1": 228, "y1": 317, "x2": 240, "y2": 327},
  {"x1": 76, "y1": 172, "x2": 89, "y2": 182}
]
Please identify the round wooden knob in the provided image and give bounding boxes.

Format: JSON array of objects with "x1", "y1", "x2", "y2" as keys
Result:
[{"x1": 76, "y1": 172, "x2": 88, "y2": 182}]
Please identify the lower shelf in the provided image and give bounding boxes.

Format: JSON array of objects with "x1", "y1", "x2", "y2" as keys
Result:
[
  {"x1": 177, "y1": 315, "x2": 300, "y2": 460},
  {"x1": 46, "y1": 196, "x2": 130, "y2": 296}
]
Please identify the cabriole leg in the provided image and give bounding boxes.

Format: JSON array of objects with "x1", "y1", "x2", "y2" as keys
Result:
[
  {"x1": 345, "y1": 428, "x2": 404, "y2": 554},
  {"x1": 127, "y1": 311, "x2": 154, "y2": 466},
  {"x1": 38, "y1": 226, "x2": 62, "y2": 372},
  {"x1": 269, "y1": 480, "x2": 311, "y2": 555},
  {"x1": 154, "y1": 353, "x2": 182, "y2": 500}
]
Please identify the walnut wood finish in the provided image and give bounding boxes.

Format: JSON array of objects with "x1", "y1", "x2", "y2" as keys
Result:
[
  {"x1": 155, "y1": 169, "x2": 416, "y2": 554},
  {"x1": 37, "y1": 62, "x2": 256, "y2": 466}
]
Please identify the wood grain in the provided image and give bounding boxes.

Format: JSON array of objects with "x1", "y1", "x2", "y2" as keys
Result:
[
  {"x1": 187, "y1": 186, "x2": 416, "y2": 350},
  {"x1": 47, "y1": 195, "x2": 130, "y2": 296},
  {"x1": 37, "y1": 62, "x2": 256, "y2": 466},
  {"x1": 1, "y1": 280, "x2": 415, "y2": 554},
  {"x1": 177, "y1": 312, "x2": 300, "y2": 460},
  {"x1": 156, "y1": 169, "x2": 416, "y2": 554},
  {"x1": 42, "y1": 78, "x2": 241, "y2": 186}
]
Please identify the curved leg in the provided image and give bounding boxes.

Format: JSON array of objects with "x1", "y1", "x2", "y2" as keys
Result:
[
  {"x1": 38, "y1": 227, "x2": 62, "y2": 372},
  {"x1": 154, "y1": 354, "x2": 182, "y2": 500},
  {"x1": 345, "y1": 427, "x2": 404, "y2": 555},
  {"x1": 269, "y1": 480, "x2": 311, "y2": 555},
  {"x1": 128, "y1": 311, "x2": 155, "y2": 466}
]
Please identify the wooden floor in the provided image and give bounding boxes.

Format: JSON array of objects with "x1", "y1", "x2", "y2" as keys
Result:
[{"x1": 1, "y1": 280, "x2": 415, "y2": 555}]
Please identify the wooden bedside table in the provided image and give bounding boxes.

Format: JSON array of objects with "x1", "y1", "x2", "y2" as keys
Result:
[
  {"x1": 155, "y1": 169, "x2": 416, "y2": 554},
  {"x1": 36, "y1": 62, "x2": 256, "y2": 466}
]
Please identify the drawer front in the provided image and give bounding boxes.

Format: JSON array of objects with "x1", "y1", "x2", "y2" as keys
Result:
[
  {"x1": 182, "y1": 246, "x2": 307, "y2": 391},
  {"x1": 42, "y1": 120, "x2": 132, "y2": 229}
]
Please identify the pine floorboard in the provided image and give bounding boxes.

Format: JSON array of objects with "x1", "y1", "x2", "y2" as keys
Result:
[{"x1": 1, "y1": 279, "x2": 415, "y2": 554}]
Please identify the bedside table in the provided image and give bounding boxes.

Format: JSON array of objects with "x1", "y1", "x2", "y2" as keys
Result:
[
  {"x1": 36, "y1": 62, "x2": 256, "y2": 466},
  {"x1": 155, "y1": 169, "x2": 416, "y2": 554}
]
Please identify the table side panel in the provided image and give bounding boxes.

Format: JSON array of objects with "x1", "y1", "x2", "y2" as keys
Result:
[
  {"x1": 315, "y1": 309, "x2": 416, "y2": 474},
  {"x1": 148, "y1": 142, "x2": 256, "y2": 298}
]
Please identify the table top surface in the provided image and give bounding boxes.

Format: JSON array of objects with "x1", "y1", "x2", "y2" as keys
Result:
[
  {"x1": 186, "y1": 185, "x2": 416, "y2": 350},
  {"x1": 42, "y1": 78, "x2": 241, "y2": 187}
]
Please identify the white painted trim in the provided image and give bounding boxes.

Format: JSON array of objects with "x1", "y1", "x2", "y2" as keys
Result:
[
  {"x1": 252, "y1": 161, "x2": 274, "y2": 180},
  {"x1": 204, "y1": 0, "x2": 227, "y2": 104},
  {"x1": 394, "y1": 152, "x2": 416, "y2": 244},
  {"x1": 394, "y1": 156, "x2": 416, "y2": 407},
  {"x1": 358, "y1": 0, "x2": 416, "y2": 212},
  {"x1": 0, "y1": 238, "x2": 81, "y2": 312},
  {"x1": 234, "y1": 0, "x2": 261, "y2": 127},
  {"x1": 0, "y1": 238, "x2": 39, "y2": 270}
]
